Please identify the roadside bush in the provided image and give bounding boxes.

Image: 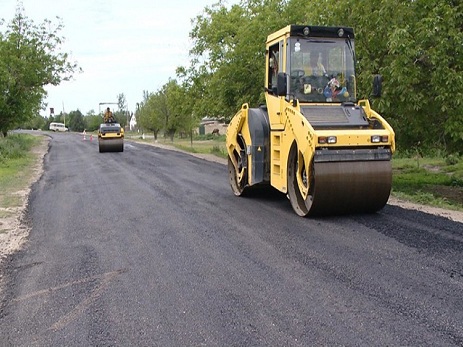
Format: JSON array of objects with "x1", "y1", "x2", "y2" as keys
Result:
[
  {"x1": 194, "y1": 134, "x2": 226, "y2": 141},
  {"x1": 445, "y1": 154, "x2": 460, "y2": 165},
  {"x1": 210, "y1": 145, "x2": 227, "y2": 158},
  {"x1": 0, "y1": 134, "x2": 35, "y2": 162}
]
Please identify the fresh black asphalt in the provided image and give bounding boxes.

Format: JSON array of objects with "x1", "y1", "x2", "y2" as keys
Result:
[{"x1": 0, "y1": 132, "x2": 462, "y2": 346}]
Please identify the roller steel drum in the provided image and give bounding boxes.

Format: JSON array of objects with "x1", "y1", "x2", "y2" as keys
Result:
[
  {"x1": 305, "y1": 160, "x2": 392, "y2": 215},
  {"x1": 98, "y1": 122, "x2": 124, "y2": 153},
  {"x1": 98, "y1": 138, "x2": 124, "y2": 153}
]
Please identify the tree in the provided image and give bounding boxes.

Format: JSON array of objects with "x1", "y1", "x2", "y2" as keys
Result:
[
  {"x1": 137, "y1": 90, "x2": 164, "y2": 140},
  {"x1": 185, "y1": 0, "x2": 305, "y2": 122},
  {"x1": 68, "y1": 110, "x2": 85, "y2": 132},
  {"x1": 50, "y1": 112, "x2": 65, "y2": 125},
  {"x1": 84, "y1": 110, "x2": 101, "y2": 131},
  {"x1": 165, "y1": 79, "x2": 193, "y2": 141},
  {"x1": 384, "y1": 0, "x2": 463, "y2": 152},
  {"x1": 20, "y1": 114, "x2": 47, "y2": 130},
  {"x1": 115, "y1": 93, "x2": 128, "y2": 127},
  {"x1": 0, "y1": 4, "x2": 80, "y2": 136},
  {"x1": 187, "y1": 2, "x2": 255, "y2": 121},
  {"x1": 133, "y1": 0, "x2": 462, "y2": 154},
  {"x1": 301, "y1": 0, "x2": 463, "y2": 153}
]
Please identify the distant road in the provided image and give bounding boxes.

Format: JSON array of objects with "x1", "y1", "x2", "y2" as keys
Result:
[{"x1": 0, "y1": 131, "x2": 462, "y2": 346}]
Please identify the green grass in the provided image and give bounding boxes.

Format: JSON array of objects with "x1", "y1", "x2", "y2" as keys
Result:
[
  {"x1": 172, "y1": 141, "x2": 228, "y2": 158},
  {"x1": 0, "y1": 134, "x2": 42, "y2": 209},
  {"x1": 129, "y1": 134, "x2": 228, "y2": 158},
  {"x1": 0, "y1": 133, "x2": 37, "y2": 162},
  {"x1": 392, "y1": 155, "x2": 463, "y2": 211}
]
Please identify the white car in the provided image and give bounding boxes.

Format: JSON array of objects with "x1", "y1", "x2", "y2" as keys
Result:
[{"x1": 49, "y1": 122, "x2": 68, "y2": 132}]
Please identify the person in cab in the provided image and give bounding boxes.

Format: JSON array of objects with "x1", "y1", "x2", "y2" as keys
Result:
[{"x1": 104, "y1": 107, "x2": 115, "y2": 123}]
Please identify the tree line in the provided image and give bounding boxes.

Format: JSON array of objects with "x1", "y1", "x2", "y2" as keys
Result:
[
  {"x1": 2, "y1": 0, "x2": 462, "y2": 154},
  {"x1": 25, "y1": 92, "x2": 130, "y2": 133},
  {"x1": 0, "y1": 4, "x2": 80, "y2": 136},
  {"x1": 0, "y1": 4, "x2": 130, "y2": 134},
  {"x1": 136, "y1": 0, "x2": 463, "y2": 154}
]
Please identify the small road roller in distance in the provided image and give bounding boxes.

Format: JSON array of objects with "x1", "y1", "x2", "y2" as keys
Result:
[{"x1": 98, "y1": 122, "x2": 124, "y2": 153}]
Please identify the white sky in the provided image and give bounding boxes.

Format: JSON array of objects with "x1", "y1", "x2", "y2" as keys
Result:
[{"x1": 0, "y1": 0, "x2": 230, "y2": 116}]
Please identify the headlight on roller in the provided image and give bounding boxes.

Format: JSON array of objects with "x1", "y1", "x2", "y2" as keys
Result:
[
  {"x1": 318, "y1": 136, "x2": 337, "y2": 144},
  {"x1": 371, "y1": 135, "x2": 389, "y2": 143}
]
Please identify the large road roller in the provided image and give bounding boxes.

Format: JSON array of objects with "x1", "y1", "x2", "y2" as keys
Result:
[
  {"x1": 226, "y1": 25, "x2": 395, "y2": 216},
  {"x1": 98, "y1": 122, "x2": 124, "y2": 152}
]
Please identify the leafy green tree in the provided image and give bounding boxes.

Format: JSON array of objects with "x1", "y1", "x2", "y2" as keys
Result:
[
  {"x1": 68, "y1": 110, "x2": 85, "y2": 132},
  {"x1": 302, "y1": 0, "x2": 463, "y2": 153},
  {"x1": 0, "y1": 4, "x2": 80, "y2": 136},
  {"x1": 84, "y1": 110, "x2": 101, "y2": 131},
  {"x1": 149, "y1": 82, "x2": 176, "y2": 141},
  {"x1": 51, "y1": 112, "x2": 66, "y2": 125},
  {"x1": 133, "y1": 0, "x2": 462, "y2": 154},
  {"x1": 385, "y1": 0, "x2": 463, "y2": 152},
  {"x1": 20, "y1": 114, "x2": 47, "y2": 130},
  {"x1": 187, "y1": 2, "x2": 253, "y2": 120},
  {"x1": 115, "y1": 93, "x2": 128, "y2": 127},
  {"x1": 137, "y1": 90, "x2": 164, "y2": 140},
  {"x1": 175, "y1": 69, "x2": 203, "y2": 144},
  {"x1": 185, "y1": 0, "x2": 304, "y2": 122},
  {"x1": 165, "y1": 79, "x2": 193, "y2": 141}
]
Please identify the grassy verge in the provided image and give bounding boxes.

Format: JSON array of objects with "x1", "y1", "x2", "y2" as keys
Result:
[
  {"x1": 173, "y1": 141, "x2": 228, "y2": 159},
  {"x1": 392, "y1": 155, "x2": 463, "y2": 211},
  {"x1": 127, "y1": 133, "x2": 228, "y2": 159},
  {"x1": 0, "y1": 134, "x2": 43, "y2": 214}
]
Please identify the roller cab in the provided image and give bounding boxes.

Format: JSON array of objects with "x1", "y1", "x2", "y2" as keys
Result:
[{"x1": 226, "y1": 25, "x2": 395, "y2": 216}]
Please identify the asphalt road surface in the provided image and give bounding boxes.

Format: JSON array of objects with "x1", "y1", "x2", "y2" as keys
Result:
[{"x1": 1, "y1": 132, "x2": 462, "y2": 346}]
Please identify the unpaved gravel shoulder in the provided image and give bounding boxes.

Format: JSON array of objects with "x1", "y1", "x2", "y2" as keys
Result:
[
  {"x1": 0, "y1": 136, "x2": 49, "y2": 261},
  {"x1": 387, "y1": 196, "x2": 463, "y2": 223},
  {"x1": 1, "y1": 137, "x2": 462, "y2": 264}
]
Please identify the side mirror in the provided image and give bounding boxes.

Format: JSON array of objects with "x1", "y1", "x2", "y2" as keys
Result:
[
  {"x1": 372, "y1": 74, "x2": 382, "y2": 98},
  {"x1": 277, "y1": 72, "x2": 288, "y2": 96}
]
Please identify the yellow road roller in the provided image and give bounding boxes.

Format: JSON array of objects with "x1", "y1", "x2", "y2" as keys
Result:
[
  {"x1": 98, "y1": 122, "x2": 124, "y2": 153},
  {"x1": 226, "y1": 25, "x2": 395, "y2": 216}
]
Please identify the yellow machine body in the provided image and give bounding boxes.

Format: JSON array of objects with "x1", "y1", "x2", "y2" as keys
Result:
[
  {"x1": 226, "y1": 25, "x2": 395, "y2": 216},
  {"x1": 98, "y1": 122, "x2": 124, "y2": 153}
]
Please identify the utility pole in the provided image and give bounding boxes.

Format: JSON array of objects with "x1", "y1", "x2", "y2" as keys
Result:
[{"x1": 62, "y1": 102, "x2": 66, "y2": 127}]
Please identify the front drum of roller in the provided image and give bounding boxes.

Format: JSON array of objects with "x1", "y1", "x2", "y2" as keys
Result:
[
  {"x1": 98, "y1": 139, "x2": 124, "y2": 153},
  {"x1": 306, "y1": 160, "x2": 392, "y2": 215}
]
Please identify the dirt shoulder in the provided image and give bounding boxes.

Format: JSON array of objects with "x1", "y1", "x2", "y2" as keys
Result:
[
  {"x1": 387, "y1": 196, "x2": 463, "y2": 223},
  {"x1": 0, "y1": 136, "x2": 49, "y2": 261},
  {"x1": 1, "y1": 137, "x2": 462, "y2": 262}
]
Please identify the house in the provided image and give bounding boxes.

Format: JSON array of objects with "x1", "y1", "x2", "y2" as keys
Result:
[
  {"x1": 198, "y1": 117, "x2": 227, "y2": 135},
  {"x1": 129, "y1": 113, "x2": 137, "y2": 131}
]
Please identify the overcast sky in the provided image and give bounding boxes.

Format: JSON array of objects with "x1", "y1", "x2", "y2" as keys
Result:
[{"x1": 0, "y1": 0, "x2": 229, "y2": 116}]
